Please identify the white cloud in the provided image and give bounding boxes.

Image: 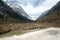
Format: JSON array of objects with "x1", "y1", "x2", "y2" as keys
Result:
[{"x1": 20, "y1": 0, "x2": 60, "y2": 20}]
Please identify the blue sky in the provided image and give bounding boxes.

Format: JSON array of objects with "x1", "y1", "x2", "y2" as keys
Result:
[{"x1": 3, "y1": 0, "x2": 60, "y2": 20}]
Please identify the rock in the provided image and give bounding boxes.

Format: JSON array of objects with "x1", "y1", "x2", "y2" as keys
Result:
[{"x1": 0, "y1": 27, "x2": 11, "y2": 34}]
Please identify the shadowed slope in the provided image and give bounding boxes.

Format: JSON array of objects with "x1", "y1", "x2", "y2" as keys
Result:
[
  {"x1": 37, "y1": 1, "x2": 60, "y2": 23},
  {"x1": 0, "y1": 0, "x2": 32, "y2": 23}
]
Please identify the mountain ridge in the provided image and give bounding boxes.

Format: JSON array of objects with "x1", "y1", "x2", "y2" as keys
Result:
[
  {"x1": 0, "y1": 0, "x2": 32, "y2": 23},
  {"x1": 37, "y1": 1, "x2": 60, "y2": 23}
]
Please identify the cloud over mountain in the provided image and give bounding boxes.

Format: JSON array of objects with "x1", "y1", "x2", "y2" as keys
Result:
[{"x1": 2, "y1": 0, "x2": 60, "y2": 20}]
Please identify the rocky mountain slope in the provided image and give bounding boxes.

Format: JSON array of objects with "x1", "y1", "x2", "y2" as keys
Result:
[
  {"x1": 0, "y1": 0, "x2": 32, "y2": 34},
  {"x1": 37, "y1": 1, "x2": 60, "y2": 24},
  {"x1": 0, "y1": 0, "x2": 32, "y2": 23}
]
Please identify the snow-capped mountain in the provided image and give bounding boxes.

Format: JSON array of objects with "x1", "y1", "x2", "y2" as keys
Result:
[{"x1": 0, "y1": 0, "x2": 33, "y2": 22}]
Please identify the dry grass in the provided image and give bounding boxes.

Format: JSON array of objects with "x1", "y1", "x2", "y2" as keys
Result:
[
  {"x1": 0, "y1": 22, "x2": 60, "y2": 38},
  {"x1": 0, "y1": 23, "x2": 48, "y2": 37}
]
